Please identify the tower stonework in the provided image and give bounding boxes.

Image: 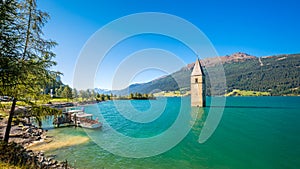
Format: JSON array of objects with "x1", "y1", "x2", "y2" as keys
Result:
[{"x1": 191, "y1": 58, "x2": 206, "y2": 107}]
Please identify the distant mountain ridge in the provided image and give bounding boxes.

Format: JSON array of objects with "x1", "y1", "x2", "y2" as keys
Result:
[
  {"x1": 94, "y1": 88, "x2": 110, "y2": 94},
  {"x1": 98, "y1": 52, "x2": 300, "y2": 96},
  {"x1": 180, "y1": 52, "x2": 256, "y2": 72}
]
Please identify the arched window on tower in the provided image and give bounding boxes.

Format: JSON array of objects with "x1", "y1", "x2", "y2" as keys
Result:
[{"x1": 195, "y1": 78, "x2": 198, "y2": 83}]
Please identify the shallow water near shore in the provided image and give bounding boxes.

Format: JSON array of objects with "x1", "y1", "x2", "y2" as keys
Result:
[
  {"x1": 27, "y1": 128, "x2": 89, "y2": 152},
  {"x1": 37, "y1": 96, "x2": 300, "y2": 169}
]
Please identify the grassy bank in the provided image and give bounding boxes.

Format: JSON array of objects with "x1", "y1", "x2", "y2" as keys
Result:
[
  {"x1": 153, "y1": 89, "x2": 274, "y2": 97},
  {"x1": 225, "y1": 89, "x2": 271, "y2": 96},
  {"x1": 154, "y1": 90, "x2": 190, "y2": 97}
]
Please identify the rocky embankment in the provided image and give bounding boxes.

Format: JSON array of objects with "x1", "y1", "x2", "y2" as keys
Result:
[
  {"x1": 0, "y1": 101, "x2": 100, "y2": 168},
  {"x1": 0, "y1": 116, "x2": 47, "y2": 146},
  {"x1": 0, "y1": 141, "x2": 72, "y2": 169},
  {"x1": 0, "y1": 117, "x2": 73, "y2": 168}
]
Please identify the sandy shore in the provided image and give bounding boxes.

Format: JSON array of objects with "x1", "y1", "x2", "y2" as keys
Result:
[{"x1": 27, "y1": 135, "x2": 90, "y2": 152}]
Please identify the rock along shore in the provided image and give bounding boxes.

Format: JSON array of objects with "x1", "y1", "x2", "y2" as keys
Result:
[
  {"x1": 0, "y1": 113, "x2": 74, "y2": 168},
  {"x1": 0, "y1": 100, "x2": 101, "y2": 168}
]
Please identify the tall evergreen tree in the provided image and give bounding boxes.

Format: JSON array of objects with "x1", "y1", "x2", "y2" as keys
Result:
[
  {"x1": 61, "y1": 85, "x2": 72, "y2": 101},
  {"x1": 72, "y1": 88, "x2": 78, "y2": 99},
  {"x1": 0, "y1": 0, "x2": 59, "y2": 142}
]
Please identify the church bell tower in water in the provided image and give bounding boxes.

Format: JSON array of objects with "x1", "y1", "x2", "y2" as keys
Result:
[{"x1": 191, "y1": 58, "x2": 206, "y2": 107}]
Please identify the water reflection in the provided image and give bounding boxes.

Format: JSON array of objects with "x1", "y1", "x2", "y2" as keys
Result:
[{"x1": 190, "y1": 107, "x2": 206, "y2": 135}]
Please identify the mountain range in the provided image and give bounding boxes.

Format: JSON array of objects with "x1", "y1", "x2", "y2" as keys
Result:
[{"x1": 97, "y1": 52, "x2": 300, "y2": 96}]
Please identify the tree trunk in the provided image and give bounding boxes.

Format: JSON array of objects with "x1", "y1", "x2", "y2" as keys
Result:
[
  {"x1": 22, "y1": 0, "x2": 33, "y2": 60},
  {"x1": 3, "y1": 97, "x2": 17, "y2": 142}
]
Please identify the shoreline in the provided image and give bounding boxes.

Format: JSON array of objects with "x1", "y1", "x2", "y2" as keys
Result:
[
  {"x1": 0, "y1": 100, "x2": 97, "y2": 169},
  {"x1": 0, "y1": 100, "x2": 98, "y2": 165},
  {"x1": 0, "y1": 117, "x2": 74, "y2": 168}
]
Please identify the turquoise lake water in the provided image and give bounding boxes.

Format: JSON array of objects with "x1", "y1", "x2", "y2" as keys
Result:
[{"x1": 42, "y1": 97, "x2": 300, "y2": 169}]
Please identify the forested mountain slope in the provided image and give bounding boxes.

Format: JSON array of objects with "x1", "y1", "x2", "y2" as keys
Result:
[{"x1": 113, "y1": 53, "x2": 300, "y2": 96}]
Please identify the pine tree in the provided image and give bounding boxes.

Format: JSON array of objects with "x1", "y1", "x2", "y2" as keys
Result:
[
  {"x1": 0, "y1": 0, "x2": 59, "y2": 142},
  {"x1": 61, "y1": 86, "x2": 72, "y2": 101}
]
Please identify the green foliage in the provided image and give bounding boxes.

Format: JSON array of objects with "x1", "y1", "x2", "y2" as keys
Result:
[
  {"x1": 61, "y1": 85, "x2": 72, "y2": 100},
  {"x1": 72, "y1": 88, "x2": 78, "y2": 101},
  {"x1": 49, "y1": 97, "x2": 69, "y2": 102},
  {"x1": 127, "y1": 93, "x2": 155, "y2": 100},
  {"x1": 29, "y1": 105, "x2": 61, "y2": 127},
  {"x1": 0, "y1": 0, "x2": 21, "y2": 97},
  {"x1": 0, "y1": 0, "x2": 60, "y2": 98},
  {"x1": 55, "y1": 86, "x2": 64, "y2": 97},
  {"x1": 96, "y1": 93, "x2": 111, "y2": 101},
  {"x1": 0, "y1": 0, "x2": 60, "y2": 142},
  {"x1": 225, "y1": 89, "x2": 271, "y2": 96},
  {"x1": 79, "y1": 89, "x2": 90, "y2": 100},
  {"x1": 224, "y1": 54, "x2": 300, "y2": 95}
]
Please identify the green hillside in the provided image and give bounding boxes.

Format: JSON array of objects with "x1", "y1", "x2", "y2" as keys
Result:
[
  {"x1": 224, "y1": 54, "x2": 300, "y2": 95},
  {"x1": 115, "y1": 53, "x2": 300, "y2": 96}
]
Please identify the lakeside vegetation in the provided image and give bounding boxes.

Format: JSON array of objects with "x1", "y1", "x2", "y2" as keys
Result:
[
  {"x1": 0, "y1": 0, "x2": 75, "y2": 167},
  {"x1": 0, "y1": 0, "x2": 62, "y2": 143},
  {"x1": 120, "y1": 93, "x2": 155, "y2": 100},
  {"x1": 225, "y1": 89, "x2": 271, "y2": 96},
  {"x1": 49, "y1": 86, "x2": 156, "y2": 101},
  {"x1": 154, "y1": 90, "x2": 190, "y2": 97},
  {"x1": 153, "y1": 89, "x2": 273, "y2": 97}
]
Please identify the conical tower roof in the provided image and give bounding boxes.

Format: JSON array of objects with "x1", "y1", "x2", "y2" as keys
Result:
[{"x1": 191, "y1": 58, "x2": 204, "y2": 76}]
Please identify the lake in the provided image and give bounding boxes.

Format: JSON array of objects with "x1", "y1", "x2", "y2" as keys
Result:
[{"x1": 40, "y1": 96, "x2": 300, "y2": 169}]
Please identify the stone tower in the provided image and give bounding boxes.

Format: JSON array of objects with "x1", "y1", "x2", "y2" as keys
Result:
[{"x1": 191, "y1": 58, "x2": 206, "y2": 107}]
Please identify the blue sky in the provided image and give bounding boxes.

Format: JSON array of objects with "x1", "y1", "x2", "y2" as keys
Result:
[{"x1": 38, "y1": 0, "x2": 300, "y2": 89}]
